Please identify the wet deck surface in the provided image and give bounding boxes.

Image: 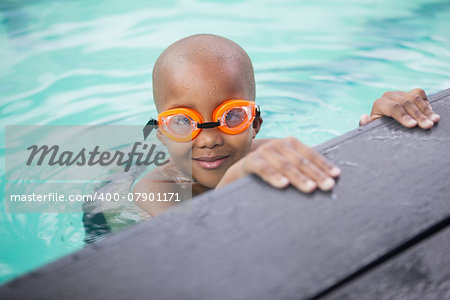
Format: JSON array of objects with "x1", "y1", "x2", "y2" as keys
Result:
[{"x1": 1, "y1": 89, "x2": 449, "y2": 300}]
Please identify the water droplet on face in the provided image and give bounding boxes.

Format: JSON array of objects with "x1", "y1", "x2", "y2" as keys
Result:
[{"x1": 208, "y1": 86, "x2": 217, "y2": 96}]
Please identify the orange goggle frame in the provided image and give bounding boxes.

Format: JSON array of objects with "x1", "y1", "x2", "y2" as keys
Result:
[{"x1": 143, "y1": 99, "x2": 260, "y2": 142}]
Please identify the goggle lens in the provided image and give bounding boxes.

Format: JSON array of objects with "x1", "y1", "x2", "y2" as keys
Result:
[
  {"x1": 165, "y1": 114, "x2": 193, "y2": 137},
  {"x1": 224, "y1": 107, "x2": 248, "y2": 128}
]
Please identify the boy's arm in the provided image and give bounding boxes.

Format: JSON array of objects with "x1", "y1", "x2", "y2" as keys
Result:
[
  {"x1": 220, "y1": 88, "x2": 440, "y2": 194},
  {"x1": 250, "y1": 138, "x2": 273, "y2": 152},
  {"x1": 217, "y1": 136, "x2": 341, "y2": 193}
]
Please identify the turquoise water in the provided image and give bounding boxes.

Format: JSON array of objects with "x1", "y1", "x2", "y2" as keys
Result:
[{"x1": 1, "y1": 0, "x2": 449, "y2": 284}]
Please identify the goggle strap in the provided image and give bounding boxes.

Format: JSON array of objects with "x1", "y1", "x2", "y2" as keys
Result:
[
  {"x1": 255, "y1": 105, "x2": 261, "y2": 118},
  {"x1": 143, "y1": 118, "x2": 158, "y2": 140},
  {"x1": 197, "y1": 121, "x2": 221, "y2": 129}
]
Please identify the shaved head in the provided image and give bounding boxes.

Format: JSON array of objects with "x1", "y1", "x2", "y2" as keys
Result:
[
  {"x1": 152, "y1": 34, "x2": 255, "y2": 111},
  {"x1": 149, "y1": 34, "x2": 262, "y2": 190}
]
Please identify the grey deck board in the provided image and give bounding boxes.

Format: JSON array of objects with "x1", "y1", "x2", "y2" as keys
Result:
[
  {"x1": 1, "y1": 88, "x2": 449, "y2": 300},
  {"x1": 322, "y1": 227, "x2": 450, "y2": 300}
]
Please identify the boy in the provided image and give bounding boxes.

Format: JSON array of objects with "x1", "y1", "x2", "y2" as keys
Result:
[{"x1": 133, "y1": 34, "x2": 440, "y2": 217}]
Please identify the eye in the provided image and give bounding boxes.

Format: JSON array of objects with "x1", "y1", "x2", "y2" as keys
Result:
[
  {"x1": 225, "y1": 108, "x2": 247, "y2": 128},
  {"x1": 167, "y1": 114, "x2": 192, "y2": 136}
]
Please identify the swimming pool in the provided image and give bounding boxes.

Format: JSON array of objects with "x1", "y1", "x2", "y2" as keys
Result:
[{"x1": 1, "y1": 0, "x2": 449, "y2": 285}]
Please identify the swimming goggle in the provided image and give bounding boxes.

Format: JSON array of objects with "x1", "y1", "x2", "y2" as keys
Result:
[{"x1": 143, "y1": 99, "x2": 261, "y2": 142}]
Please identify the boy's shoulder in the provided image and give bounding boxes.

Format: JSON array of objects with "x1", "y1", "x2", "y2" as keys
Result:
[{"x1": 132, "y1": 162, "x2": 191, "y2": 217}]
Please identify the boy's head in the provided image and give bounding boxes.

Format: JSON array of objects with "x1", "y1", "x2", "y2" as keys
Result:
[{"x1": 152, "y1": 34, "x2": 262, "y2": 188}]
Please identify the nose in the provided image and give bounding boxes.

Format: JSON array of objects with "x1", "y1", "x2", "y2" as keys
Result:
[{"x1": 194, "y1": 127, "x2": 225, "y2": 148}]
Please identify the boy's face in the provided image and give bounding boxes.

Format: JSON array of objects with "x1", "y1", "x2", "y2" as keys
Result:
[{"x1": 155, "y1": 60, "x2": 260, "y2": 188}]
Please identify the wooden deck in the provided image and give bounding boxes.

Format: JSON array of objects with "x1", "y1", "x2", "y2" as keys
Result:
[{"x1": 1, "y1": 88, "x2": 449, "y2": 300}]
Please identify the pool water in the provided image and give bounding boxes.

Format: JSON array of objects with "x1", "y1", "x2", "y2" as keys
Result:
[{"x1": 1, "y1": 0, "x2": 449, "y2": 285}]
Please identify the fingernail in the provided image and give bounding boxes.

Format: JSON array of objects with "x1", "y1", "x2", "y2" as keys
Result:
[
  {"x1": 305, "y1": 180, "x2": 316, "y2": 192},
  {"x1": 407, "y1": 119, "x2": 417, "y2": 127},
  {"x1": 320, "y1": 178, "x2": 335, "y2": 191},
  {"x1": 277, "y1": 176, "x2": 290, "y2": 187},
  {"x1": 431, "y1": 114, "x2": 440, "y2": 122},
  {"x1": 330, "y1": 167, "x2": 341, "y2": 177},
  {"x1": 423, "y1": 120, "x2": 434, "y2": 128}
]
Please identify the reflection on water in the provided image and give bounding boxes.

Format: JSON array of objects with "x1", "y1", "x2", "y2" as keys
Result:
[{"x1": 1, "y1": 0, "x2": 450, "y2": 284}]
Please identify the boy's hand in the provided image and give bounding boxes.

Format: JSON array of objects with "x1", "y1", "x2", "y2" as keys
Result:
[
  {"x1": 359, "y1": 88, "x2": 440, "y2": 129},
  {"x1": 217, "y1": 137, "x2": 341, "y2": 193}
]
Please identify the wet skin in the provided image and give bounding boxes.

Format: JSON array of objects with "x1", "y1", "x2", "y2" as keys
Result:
[
  {"x1": 155, "y1": 58, "x2": 261, "y2": 195},
  {"x1": 133, "y1": 34, "x2": 440, "y2": 218}
]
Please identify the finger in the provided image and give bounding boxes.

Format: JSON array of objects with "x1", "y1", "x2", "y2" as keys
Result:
[
  {"x1": 244, "y1": 156, "x2": 291, "y2": 189},
  {"x1": 401, "y1": 95, "x2": 434, "y2": 129},
  {"x1": 258, "y1": 146, "x2": 317, "y2": 193},
  {"x1": 411, "y1": 91, "x2": 440, "y2": 123},
  {"x1": 409, "y1": 88, "x2": 428, "y2": 101},
  {"x1": 277, "y1": 141, "x2": 335, "y2": 191},
  {"x1": 372, "y1": 98, "x2": 417, "y2": 128},
  {"x1": 359, "y1": 114, "x2": 372, "y2": 126},
  {"x1": 286, "y1": 137, "x2": 341, "y2": 178}
]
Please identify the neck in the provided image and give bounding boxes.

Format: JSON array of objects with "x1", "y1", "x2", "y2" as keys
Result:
[{"x1": 192, "y1": 182, "x2": 212, "y2": 196}]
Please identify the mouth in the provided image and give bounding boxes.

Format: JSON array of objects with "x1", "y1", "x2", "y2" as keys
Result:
[{"x1": 192, "y1": 155, "x2": 230, "y2": 170}]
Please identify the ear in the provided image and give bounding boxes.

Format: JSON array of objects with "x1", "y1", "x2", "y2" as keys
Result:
[
  {"x1": 156, "y1": 129, "x2": 167, "y2": 146},
  {"x1": 252, "y1": 117, "x2": 263, "y2": 139}
]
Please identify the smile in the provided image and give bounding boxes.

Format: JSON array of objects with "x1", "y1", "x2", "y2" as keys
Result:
[{"x1": 192, "y1": 155, "x2": 230, "y2": 170}]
